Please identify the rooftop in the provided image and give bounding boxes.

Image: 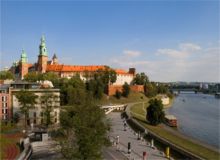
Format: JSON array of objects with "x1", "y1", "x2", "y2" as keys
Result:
[{"x1": 165, "y1": 114, "x2": 177, "y2": 120}]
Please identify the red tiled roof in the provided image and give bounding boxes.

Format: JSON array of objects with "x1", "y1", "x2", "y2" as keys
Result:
[
  {"x1": 46, "y1": 64, "x2": 106, "y2": 72},
  {"x1": 115, "y1": 69, "x2": 127, "y2": 74},
  {"x1": 46, "y1": 65, "x2": 134, "y2": 76},
  {"x1": 28, "y1": 64, "x2": 33, "y2": 68}
]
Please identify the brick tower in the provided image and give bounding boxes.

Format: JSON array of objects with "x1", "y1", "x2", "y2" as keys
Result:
[
  {"x1": 20, "y1": 50, "x2": 29, "y2": 79},
  {"x1": 37, "y1": 35, "x2": 48, "y2": 73}
]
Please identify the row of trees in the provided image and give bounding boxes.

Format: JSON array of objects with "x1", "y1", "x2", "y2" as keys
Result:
[
  {"x1": 24, "y1": 68, "x2": 117, "y2": 105},
  {"x1": 0, "y1": 71, "x2": 15, "y2": 80},
  {"x1": 132, "y1": 72, "x2": 171, "y2": 98},
  {"x1": 15, "y1": 90, "x2": 58, "y2": 128},
  {"x1": 24, "y1": 71, "x2": 59, "y2": 83}
]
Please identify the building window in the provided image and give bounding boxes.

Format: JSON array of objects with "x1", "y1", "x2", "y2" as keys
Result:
[
  {"x1": 54, "y1": 118, "x2": 57, "y2": 123},
  {"x1": 3, "y1": 115, "x2": 7, "y2": 120},
  {"x1": 27, "y1": 119, "x2": 30, "y2": 126},
  {"x1": 2, "y1": 109, "x2": 4, "y2": 114},
  {"x1": 34, "y1": 112, "x2": 37, "y2": 117},
  {"x1": 2, "y1": 103, "x2": 7, "y2": 108},
  {"x1": 5, "y1": 109, "x2": 7, "y2": 114},
  {"x1": 40, "y1": 112, "x2": 43, "y2": 117},
  {"x1": 54, "y1": 111, "x2": 57, "y2": 116},
  {"x1": 41, "y1": 119, "x2": 43, "y2": 124},
  {"x1": 34, "y1": 119, "x2": 37, "y2": 124}
]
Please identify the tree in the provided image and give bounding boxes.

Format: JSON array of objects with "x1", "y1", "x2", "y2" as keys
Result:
[
  {"x1": 60, "y1": 94, "x2": 110, "y2": 160},
  {"x1": 42, "y1": 72, "x2": 59, "y2": 81},
  {"x1": 133, "y1": 73, "x2": 149, "y2": 85},
  {"x1": 0, "y1": 71, "x2": 14, "y2": 80},
  {"x1": 157, "y1": 83, "x2": 169, "y2": 94},
  {"x1": 122, "y1": 82, "x2": 130, "y2": 97},
  {"x1": 24, "y1": 72, "x2": 59, "y2": 83},
  {"x1": 40, "y1": 93, "x2": 59, "y2": 127},
  {"x1": 86, "y1": 79, "x2": 104, "y2": 99},
  {"x1": 146, "y1": 99, "x2": 165, "y2": 125},
  {"x1": 115, "y1": 90, "x2": 122, "y2": 99},
  {"x1": 24, "y1": 72, "x2": 42, "y2": 82},
  {"x1": 144, "y1": 83, "x2": 157, "y2": 98},
  {"x1": 67, "y1": 85, "x2": 86, "y2": 105},
  {"x1": 16, "y1": 90, "x2": 38, "y2": 128},
  {"x1": 13, "y1": 112, "x2": 20, "y2": 124}
]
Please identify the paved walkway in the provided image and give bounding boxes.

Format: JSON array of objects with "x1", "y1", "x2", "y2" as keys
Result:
[
  {"x1": 31, "y1": 141, "x2": 62, "y2": 160},
  {"x1": 108, "y1": 112, "x2": 167, "y2": 160}
]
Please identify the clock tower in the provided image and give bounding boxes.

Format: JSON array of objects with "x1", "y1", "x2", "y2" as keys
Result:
[{"x1": 37, "y1": 35, "x2": 48, "y2": 73}]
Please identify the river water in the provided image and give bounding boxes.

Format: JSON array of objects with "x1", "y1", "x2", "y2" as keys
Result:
[{"x1": 165, "y1": 93, "x2": 220, "y2": 149}]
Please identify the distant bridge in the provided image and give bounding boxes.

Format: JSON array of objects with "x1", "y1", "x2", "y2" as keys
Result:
[
  {"x1": 100, "y1": 104, "x2": 126, "y2": 114},
  {"x1": 171, "y1": 88, "x2": 199, "y2": 93}
]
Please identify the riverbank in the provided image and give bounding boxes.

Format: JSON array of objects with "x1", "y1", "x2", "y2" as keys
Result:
[
  {"x1": 128, "y1": 102, "x2": 220, "y2": 160},
  {"x1": 165, "y1": 93, "x2": 220, "y2": 149},
  {"x1": 163, "y1": 97, "x2": 174, "y2": 109}
]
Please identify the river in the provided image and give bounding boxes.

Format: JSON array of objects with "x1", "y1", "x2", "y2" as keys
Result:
[{"x1": 165, "y1": 92, "x2": 220, "y2": 149}]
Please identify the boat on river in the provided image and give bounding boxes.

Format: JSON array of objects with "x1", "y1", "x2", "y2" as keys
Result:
[{"x1": 165, "y1": 115, "x2": 177, "y2": 127}]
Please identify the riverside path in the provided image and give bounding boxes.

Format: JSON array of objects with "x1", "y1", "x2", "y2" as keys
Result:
[{"x1": 107, "y1": 112, "x2": 167, "y2": 160}]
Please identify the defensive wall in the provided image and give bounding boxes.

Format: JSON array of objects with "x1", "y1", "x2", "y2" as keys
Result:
[{"x1": 108, "y1": 85, "x2": 144, "y2": 96}]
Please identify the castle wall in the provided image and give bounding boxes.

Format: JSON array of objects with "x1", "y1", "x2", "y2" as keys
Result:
[{"x1": 108, "y1": 85, "x2": 144, "y2": 96}]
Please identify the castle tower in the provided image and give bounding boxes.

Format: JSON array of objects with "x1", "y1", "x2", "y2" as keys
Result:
[
  {"x1": 37, "y1": 35, "x2": 48, "y2": 73},
  {"x1": 20, "y1": 50, "x2": 29, "y2": 79},
  {"x1": 52, "y1": 53, "x2": 58, "y2": 65}
]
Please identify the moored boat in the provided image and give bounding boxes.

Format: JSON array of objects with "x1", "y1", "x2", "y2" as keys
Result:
[{"x1": 165, "y1": 115, "x2": 177, "y2": 127}]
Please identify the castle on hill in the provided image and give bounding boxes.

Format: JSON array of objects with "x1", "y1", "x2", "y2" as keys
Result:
[{"x1": 10, "y1": 36, "x2": 135, "y2": 86}]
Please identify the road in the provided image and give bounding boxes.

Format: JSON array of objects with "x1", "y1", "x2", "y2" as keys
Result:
[{"x1": 107, "y1": 112, "x2": 167, "y2": 160}]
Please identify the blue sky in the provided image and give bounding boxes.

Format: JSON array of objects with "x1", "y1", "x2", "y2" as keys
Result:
[{"x1": 1, "y1": 0, "x2": 219, "y2": 82}]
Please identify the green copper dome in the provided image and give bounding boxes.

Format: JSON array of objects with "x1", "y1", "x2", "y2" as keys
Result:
[{"x1": 21, "y1": 49, "x2": 27, "y2": 63}]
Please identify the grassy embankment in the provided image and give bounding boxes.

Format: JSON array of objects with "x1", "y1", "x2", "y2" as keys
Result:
[
  {"x1": 130, "y1": 103, "x2": 220, "y2": 160},
  {"x1": 98, "y1": 91, "x2": 149, "y2": 105}
]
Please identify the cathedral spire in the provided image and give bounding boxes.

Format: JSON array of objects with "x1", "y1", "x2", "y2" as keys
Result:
[
  {"x1": 39, "y1": 35, "x2": 48, "y2": 56},
  {"x1": 21, "y1": 49, "x2": 27, "y2": 63}
]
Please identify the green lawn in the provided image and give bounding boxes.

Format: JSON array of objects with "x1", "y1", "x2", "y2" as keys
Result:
[
  {"x1": 130, "y1": 104, "x2": 220, "y2": 160},
  {"x1": 98, "y1": 91, "x2": 148, "y2": 105},
  {"x1": 130, "y1": 102, "x2": 148, "y2": 115}
]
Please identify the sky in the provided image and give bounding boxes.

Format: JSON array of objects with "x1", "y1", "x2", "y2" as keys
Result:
[{"x1": 1, "y1": 0, "x2": 219, "y2": 82}]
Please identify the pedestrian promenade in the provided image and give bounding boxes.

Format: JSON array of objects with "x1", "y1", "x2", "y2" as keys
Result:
[{"x1": 108, "y1": 112, "x2": 167, "y2": 160}]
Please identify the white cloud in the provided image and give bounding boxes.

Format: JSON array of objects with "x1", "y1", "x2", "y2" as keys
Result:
[
  {"x1": 179, "y1": 43, "x2": 201, "y2": 51},
  {"x1": 156, "y1": 43, "x2": 201, "y2": 59},
  {"x1": 157, "y1": 49, "x2": 186, "y2": 58},
  {"x1": 109, "y1": 43, "x2": 220, "y2": 82},
  {"x1": 123, "y1": 50, "x2": 142, "y2": 57}
]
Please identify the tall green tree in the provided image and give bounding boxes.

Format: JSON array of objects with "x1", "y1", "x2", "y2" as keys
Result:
[
  {"x1": 60, "y1": 94, "x2": 110, "y2": 160},
  {"x1": 133, "y1": 72, "x2": 149, "y2": 85},
  {"x1": 122, "y1": 82, "x2": 130, "y2": 97},
  {"x1": 0, "y1": 71, "x2": 14, "y2": 80},
  {"x1": 115, "y1": 90, "x2": 122, "y2": 99},
  {"x1": 146, "y1": 99, "x2": 165, "y2": 125},
  {"x1": 144, "y1": 83, "x2": 157, "y2": 98},
  {"x1": 16, "y1": 90, "x2": 38, "y2": 128},
  {"x1": 40, "y1": 93, "x2": 59, "y2": 127}
]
